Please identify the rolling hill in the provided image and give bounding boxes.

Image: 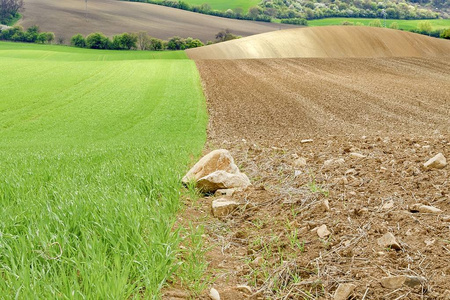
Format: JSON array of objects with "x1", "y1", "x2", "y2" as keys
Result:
[
  {"x1": 19, "y1": 0, "x2": 297, "y2": 42},
  {"x1": 186, "y1": 26, "x2": 450, "y2": 59}
]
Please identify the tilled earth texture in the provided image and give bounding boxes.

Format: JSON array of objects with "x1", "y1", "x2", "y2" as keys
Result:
[
  {"x1": 186, "y1": 26, "x2": 450, "y2": 59},
  {"x1": 20, "y1": 0, "x2": 297, "y2": 43},
  {"x1": 166, "y1": 56, "x2": 450, "y2": 299}
]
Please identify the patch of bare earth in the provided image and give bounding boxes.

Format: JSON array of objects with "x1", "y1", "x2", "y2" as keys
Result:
[{"x1": 166, "y1": 57, "x2": 449, "y2": 299}]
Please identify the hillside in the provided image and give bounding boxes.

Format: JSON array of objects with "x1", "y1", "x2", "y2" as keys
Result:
[
  {"x1": 186, "y1": 26, "x2": 450, "y2": 59},
  {"x1": 19, "y1": 0, "x2": 297, "y2": 43}
]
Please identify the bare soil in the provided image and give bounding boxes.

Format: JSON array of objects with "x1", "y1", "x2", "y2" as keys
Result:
[
  {"x1": 19, "y1": 0, "x2": 297, "y2": 43},
  {"x1": 166, "y1": 57, "x2": 450, "y2": 299},
  {"x1": 186, "y1": 27, "x2": 450, "y2": 59}
]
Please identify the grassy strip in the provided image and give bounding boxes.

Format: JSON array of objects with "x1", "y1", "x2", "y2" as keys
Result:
[
  {"x1": 178, "y1": 0, "x2": 259, "y2": 11},
  {"x1": 308, "y1": 17, "x2": 450, "y2": 31},
  {"x1": 0, "y1": 42, "x2": 207, "y2": 298}
]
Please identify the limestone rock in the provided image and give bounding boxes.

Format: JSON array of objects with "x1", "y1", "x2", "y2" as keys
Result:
[
  {"x1": 381, "y1": 276, "x2": 425, "y2": 289},
  {"x1": 334, "y1": 283, "x2": 356, "y2": 300},
  {"x1": 293, "y1": 157, "x2": 307, "y2": 167},
  {"x1": 423, "y1": 153, "x2": 447, "y2": 169},
  {"x1": 410, "y1": 203, "x2": 442, "y2": 214},
  {"x1": 212, "y1": 198, "x2": 239, "y2": 217},
  {"x1": 322, "y1": 199, "x2": 330, "y2": 211},
  {"x1": 209, "y1": 287, "x2": 220, "y2": 300},
  {"x1": 183, "y1": 149, "x2": 239, "y2": 184},
  {"x1": 377, "y1": 232, "x2": 401, "y2": 250},
  {"x1": 349, "y1": 152, "x2": 366, "y2": 159},
  {"x1": 197, "y1": 171, "x2": 251, "y2": 193},
  {"x1": 317, "y1": 225, "x2": 331, "y2": 238}
]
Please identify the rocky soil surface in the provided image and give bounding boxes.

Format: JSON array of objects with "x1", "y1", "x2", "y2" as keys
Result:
[{"x1": 166, "y1": 56, "x2": 449, "y2": 299}]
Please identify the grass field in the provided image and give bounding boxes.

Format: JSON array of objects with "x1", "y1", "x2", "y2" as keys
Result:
[
  {"x1": 178, "y1": 0, "x2": 260, "y2": 11},
  {"x1": 308, "y1": 18, "x2": 450, "y2": 30},
  {"x1": 0, "y1": 42, "x2": 207, "y2": 298}
]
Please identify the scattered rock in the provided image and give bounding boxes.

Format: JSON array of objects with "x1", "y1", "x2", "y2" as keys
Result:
[
  {"x1": 197, "y1": 170, "x2": 251, "y2": 193},
  {"x1": 334, "y1": 283, "x2": 356, "y2": 300},
  {"x1": 212, "y1": 198, "x2": 239, "y2": 217},
  {"x1": 236, "y1": 285, "x2": 252, "y2": 294},
  {"x1": 251, "y1": 256, "x2": 264, "y2": 267},
  {"x1": 377, "y1": 232, "x2": 401, "y2": 250},
  {"x1": 381, "y1": 275, "x2": 425, "y2": 289},
  {"x1": 324, "y1": 158, "x2": 345, "y2": 167},
  {"x1": 349, "y1": 152, "x2": 366, "y2": 159},
  {"x1": 294, "y1": 170, "x2": 302, "y2": 177},
  {"x1": 215, "y1": 189, "x2": 236, "y2": 197},
  {"x1": 209, "y1": 287, "x2": 221, "y2": 300},
  {"x1": 317, "y1": 225, "x2": 331, "y2": 238},
  {"x1": 301, "y1": 139, "x2": 313, "y2": 143},
  {"x1": 423, "y1": 153, "x2": 447, "y2": 169},
  {"x1": 382, "y1": 200, "x2": 395, "y2": 210},
  {"x1": 293, "y1": 157, "x2": 307, "y2": 167},
  {"x1": 322, "y1": 199, "x2": 330, "y2": 211},
  {"x1": 442, "y1": 215, "x2": 450, "y2": 222},
  {"x1": 410, "y1": 203, "x2": 442, "y2": 214}
]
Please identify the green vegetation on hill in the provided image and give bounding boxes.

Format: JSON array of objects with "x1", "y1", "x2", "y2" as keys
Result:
[
  {"x1": 0, "y1": 42, "x2": 207, "y2": 298},
  {"x1": 179, "y1": 0, "x2": 259, "y2": 11},
  {"x1": 308, "y1": 17, "x2": 450, "y2": 30}
]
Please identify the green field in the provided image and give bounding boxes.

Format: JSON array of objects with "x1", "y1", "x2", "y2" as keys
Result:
[
  {"x1": 165, "y1": 0, "x2": 259, "y2": 11},
  {"x1": 0, "y1": 42, "x2": 207, "y2": 298},
  {"x1": 308, "y1": 18, "x2": 450, "y2": 31}
]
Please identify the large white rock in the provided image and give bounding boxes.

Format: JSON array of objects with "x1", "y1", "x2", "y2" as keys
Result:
[
  {"x1": 183, "y1": 149, "x2": 240, "y2": 184},
  {"x1": 197, "y1": 170, "x2": 251, "y2": 193},
  {"x1": 183, "y1": 149, "x2": 251, "y2": 193},
  {"x1": 424, "y1": 153, "x2": 447, "y2": 169}
]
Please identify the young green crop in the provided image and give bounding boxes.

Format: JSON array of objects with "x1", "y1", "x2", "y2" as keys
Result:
[{"x1": 0, "y1": 42, "x2": 207, "y2": 298}]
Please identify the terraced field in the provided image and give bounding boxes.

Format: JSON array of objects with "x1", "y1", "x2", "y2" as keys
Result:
[{"x1": 0, "y1": 42, "x2": 207, "y2": 298}]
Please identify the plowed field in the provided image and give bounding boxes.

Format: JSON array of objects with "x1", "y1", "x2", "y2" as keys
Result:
[
  {"x1": 20, "y1": 0, "x2": 296, "y2": 42},
  {"x1": 172, "y1": 55, "x2": 450, "y2": 299}
]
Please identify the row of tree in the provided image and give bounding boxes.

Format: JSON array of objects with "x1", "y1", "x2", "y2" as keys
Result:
[
  {"x1": 71, "y1": 30, "x2": 240, "y2": 51},
  {"x1": 0, "y1": 25, "x2": 54, "y2": 43},
  {"x1": 70, "y1": 32, "x2": 205, "y2": 50},
  {"x1": 126, "y1": 0, "x2": 447, "y2": 21}
]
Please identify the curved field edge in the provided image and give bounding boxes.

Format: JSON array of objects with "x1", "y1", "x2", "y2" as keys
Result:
[{"x1": 0, "y1": 42, "x2": 208, "y2": 298}]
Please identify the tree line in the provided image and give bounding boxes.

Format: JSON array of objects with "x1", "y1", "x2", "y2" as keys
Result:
[
  {"x1": 70, "y1": 30, "x2": 239, "y2": 50},
  {"x1": 125, "y1": 0, "x2": 448, "y2": 22},
  {"x1": 0, "y1": 25, "x2": 54, "y2": 43}
]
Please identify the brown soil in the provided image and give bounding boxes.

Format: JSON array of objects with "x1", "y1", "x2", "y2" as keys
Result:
[
  {"x1": 186, "y1": 27, "x2": 450, "y2": 59},
  {"x1": 166, "y1": 57, "x2": 450, "y2": 299},
  {"x1": 19, "y1": 0, "x2": 297, "y2": 43}
]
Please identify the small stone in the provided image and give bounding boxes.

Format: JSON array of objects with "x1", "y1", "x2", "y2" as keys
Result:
[
  {"x1": 377, "y1": 232, "x2": 401, "y2": 250},
  {"x1": 293, "y1": 157, "x2": 307, "y2": 167},
  {"x1": 382, "y1": 200, "x2": 395, "y2": 210},
  {"x1": 324, "y1": 159, "x2": 335, "y2": 167},
  {"x1": 212, "y1": 198, "x2": 239, "y2": 217},
  {"x1": 322, "y1": 199, "x2": 330, "y2": 211},
  {"x1": 236, "y1": 285, "x2": 252, "y2": 294},
  {"x1": 350, "y1": 152, "x2": 366, "y2": 159},
  {"x1": 424, "y1": 238, "x2": 435, "y2": 246},
  {"x1": 214, "y1": 189, "x2": 236, "y2": 197},
  {"x1": 334, "y1": 283, "x2": 356, "y2": 300},
  {"x1": 404, "y1": 276, "x2": 426, "y2": 288},
  {"x1": 294, "y1": 170, "x2": 302, "y2": 177},
  {"x1": 423, "y1": 153, "x2": 447, "y2": 169},
  {"x1": 345, "y1": 168, "x2": 357, "y2": 175},
  {"x1": 442, "y1": 216, "x2": 450, "y2": 222},
  {"x1": 301, "y1": 139, "x2": 313, "y2": 143},
  {"x1": 381, "y1": 276, "x2": 406, "y2": 289},
  {"x1": 410, "y1": 203, "x2": 442, "y2": 214},
  {"x1": 317, "y1": 225, "x2": 331, "y2": 238},
  {"x1": 209, "y1": 287, "x2": 220, "y2": 300}
]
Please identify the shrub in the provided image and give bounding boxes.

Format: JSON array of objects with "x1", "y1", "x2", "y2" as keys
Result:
[
  {"x1": 440, "y1": 28, "x2": 450, "y2": 39},
  {"x1": 112, "y1": 33, "x2": 137, "y2": 50},
  {"x1": 389, "y1": 22, "x2": 399, "y2": 29},
  {"x1": 167, "y1": 36, "x2": 186, "y2": 50},
  {"x1": 281, "y1": 18, "x2": 308, "y2": 25},
  {"x1": 71, "y1": 34, "x2": 86, "y2": 48},
  {"x1": 368, "y1": 19, "x2": 382, "y2": 27},
  {"x1": 86, "y1": 32, "x2": 111, "y2": 49},
  {"x1": 184, "y1": 37, "x2": 204, "y2": 49}
]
